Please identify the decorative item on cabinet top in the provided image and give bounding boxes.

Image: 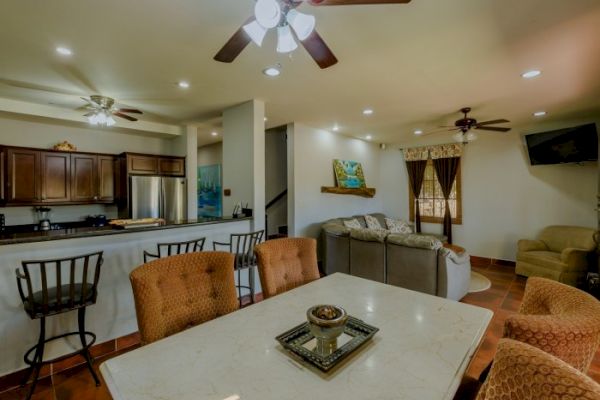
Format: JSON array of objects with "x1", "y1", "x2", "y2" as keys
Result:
[{"x1": 53, "y1": 141, "x2": 77, "y2": 152}]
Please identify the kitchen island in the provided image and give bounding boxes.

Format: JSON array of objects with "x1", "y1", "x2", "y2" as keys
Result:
[{"x1": 0, "y1": 216, "x2": 254, "y2": 378}]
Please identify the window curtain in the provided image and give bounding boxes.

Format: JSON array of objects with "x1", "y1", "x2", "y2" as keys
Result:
[
  {"x1": 405, "y1": 160, "x2": 428, "y2": 233},
  {"x1": 432, "y1": 157, "x2": 460, "y2": 244}
]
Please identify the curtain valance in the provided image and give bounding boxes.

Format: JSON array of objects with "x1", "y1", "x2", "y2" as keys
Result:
[{"x1": 402, "y1": 143, "x2": 463, "y2": 161}]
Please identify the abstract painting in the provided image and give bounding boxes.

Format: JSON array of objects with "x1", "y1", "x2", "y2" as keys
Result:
[
  {"x1": 198, "y1": 164, "x2": 222, "y2": 218},
  {"x1": 333, "y1": 159, "x2": 367, "y2": 189}
]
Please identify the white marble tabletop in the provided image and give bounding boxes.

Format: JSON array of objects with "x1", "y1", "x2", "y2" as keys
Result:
[{"x1": 100, "y1": 273, "x2": 492, "y2": 400}]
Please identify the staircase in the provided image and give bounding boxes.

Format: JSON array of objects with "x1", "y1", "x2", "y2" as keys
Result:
[{"x1": 265, "y1": 189, "x2": 288, "y2": 240}]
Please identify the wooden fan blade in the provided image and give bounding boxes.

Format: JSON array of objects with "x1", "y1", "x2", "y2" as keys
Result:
[
  {"x1": 476, "y1": 119, "x2": 509, "y2": 126},
  {"x1": 214, "y1": 19, "x2": 253, "y2": 63},
  {"x1": 83, "y1": 112, "x2": 95, "y2": 117},
  {"x1": 475, "y1": 126, "x2": 511, "y2": 132},
  {"x1": 422, "y1": 127, "x2": 460, "y2": 136},
  {"x1": 118, "y1": 108, "x2": 143, "y2": 114},
  {"x1": 309, "y1": 0, "x2": 411, "y2": 5},
  {"x1": 113, "y1": 112, "x2": 137, "y2": 122},
  {"x1": 301, "y1": 30, "x2": 338, "y2": 69}
]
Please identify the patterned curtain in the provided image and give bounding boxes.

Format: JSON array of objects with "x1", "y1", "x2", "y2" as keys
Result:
[
  {"x1": 405, "y1": 160, "x2": 428, "y2": 233},
  {"x1": 432, "y1": 157, "x2": 460, "y2": 244}
]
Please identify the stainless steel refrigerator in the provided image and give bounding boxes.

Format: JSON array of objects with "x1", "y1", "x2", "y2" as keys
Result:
[{"x1": 130, "y1": 176, "x2": 187, "y2": 221}]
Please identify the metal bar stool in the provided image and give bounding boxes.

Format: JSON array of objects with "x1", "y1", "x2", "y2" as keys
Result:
[
  {"x1": 15, "y1": 251, "x2": 103, "y2": 400},
  {"x1": 213, "y1": 231, "x2": 264, "y2": 306},
  {"x1": 143, "y1": 237, "x2": 206, "y2": 263}
]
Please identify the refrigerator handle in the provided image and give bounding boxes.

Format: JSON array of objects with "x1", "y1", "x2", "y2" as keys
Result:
[{"x1": 160, "y1": 178, "x2": 165, "y2": 219}]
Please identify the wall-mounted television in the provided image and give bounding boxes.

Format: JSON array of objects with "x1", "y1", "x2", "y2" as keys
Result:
[{"x1": 525, "y1": 123, "x2": 598, "y2": 165}]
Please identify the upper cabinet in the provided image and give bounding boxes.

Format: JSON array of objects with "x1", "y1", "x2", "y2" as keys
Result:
[
  {"x1": 6, "y1": 148, "x2": 40, "y2": 203},
  {"x1": 71, "y1": 154, "x2": 116, "y2": 203},
  {"x1": 124, "y1": 153, "x2": 185, "y2": 177},
  {"x1": 41, "y1": 151, "x2": 71, "y2": 203}
]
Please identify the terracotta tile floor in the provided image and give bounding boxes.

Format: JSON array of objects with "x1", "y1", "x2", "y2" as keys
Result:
[{"x1": 2, "y1": 264, "x2": 599, "y2": 400}]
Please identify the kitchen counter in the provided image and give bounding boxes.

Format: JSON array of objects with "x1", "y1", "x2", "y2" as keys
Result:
[{"x1": 0, "y1": 217, "x2": 253, "y2": 246}]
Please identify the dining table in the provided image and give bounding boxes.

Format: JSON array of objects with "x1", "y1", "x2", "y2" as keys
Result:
[{"x1": 100, "y1": 273, "x2": 492, "y2": 400}]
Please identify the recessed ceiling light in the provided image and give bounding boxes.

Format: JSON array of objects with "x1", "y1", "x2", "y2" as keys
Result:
[
  {"x1": 264, "y1": 117, "x2": 268, "y2": 122},
  {"x1": 521, "y1": 70, "x2": 541, "y2": 79},
  {"x1": 333, "y1": 124, "x2": 340, "y2": 132},
  {"x1": 363, "y1": 108, "x2": 374, "y2": 116},
  {"x1": 263, "y1": 66, "x2": 281, "y2": 77},
  {"x1": 533, "y1": 111, "x2": 547, "y2": 117},
  {"x1": 414, "y1": 129, "x2": 423, "y2": 135},
  {"x1": 365, "y1": 135, "x2": 373, "y2": 140},
  {"x1": 211, "y1": 131, "x2": 219, "y2": 137},
  {"x1": 56, "y1": 47, "x2": 73, "y2": 56},
  {"x1": 178, "y1": 81, "x2": 190, "y2": 89}
]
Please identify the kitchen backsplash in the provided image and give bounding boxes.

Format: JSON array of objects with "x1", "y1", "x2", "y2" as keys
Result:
[{"x1": 0, "y1": 204, "x2": 118, "y2": 226}]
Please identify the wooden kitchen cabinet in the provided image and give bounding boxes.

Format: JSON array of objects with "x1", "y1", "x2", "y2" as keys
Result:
[
  {"x1": 158, "y1": 157, "x2": 185, "y2": 176},
  {"x1": 127, "y1": 154, "x2": 159, "y2": 175},
  {"x1": 6, "y1": 148, "x2": 40, "y2": 203},
  {"x1": 71, "y1": 154, "x2": 116, "y2": 203},
  {"x1": 40, "y1": 151, "x2": 71, "y2": 203}
]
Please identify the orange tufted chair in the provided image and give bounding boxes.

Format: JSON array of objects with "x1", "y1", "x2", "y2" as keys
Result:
[
  {"x1": 130, "y1": 252, "x2": 239, "y2": 345},
  {"x1": 503, "y1": 277, "x2": 600, "y2": 373},
  {"x1": 255, "y1": 238, "x2": 321, "y2": 299},
  {"x1": 475, "y1": 339, "x2": 600, "y2": 400}
]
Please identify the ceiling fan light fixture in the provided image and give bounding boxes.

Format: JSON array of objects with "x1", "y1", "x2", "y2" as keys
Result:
[
  {"x1": 276, "y1": 25, "x2": 298, "y2": 54},
  {"x1": 453, "y1": 132, "x2": 464, "y2": 143},
  {"x1": 243, "y1": 20, "x2": 268, "y2": 46},
  {"x1": 286, "y1": 9, "x2": 316, "y2": 41},
  {"x1": 465, "y1": 131, "x2": 478, "y2": 141},
  {"x1": 106, "y1": 115, "x2": 116, "y2": 127},
  {"x1": 255, "y1": 0, "x2": 281, "y2": 29}
]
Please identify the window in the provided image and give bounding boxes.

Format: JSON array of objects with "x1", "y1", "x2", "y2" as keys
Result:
[{"x1": 409, "y1": 159, "x2": 462, "y2": 224}]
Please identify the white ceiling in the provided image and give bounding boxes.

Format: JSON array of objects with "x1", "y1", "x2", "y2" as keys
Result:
[{"x1": 1, "y1": 0, "x2": 600, "y2": 147}]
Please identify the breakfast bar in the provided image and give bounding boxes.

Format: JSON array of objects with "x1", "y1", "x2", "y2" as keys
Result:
[{"x1": 0, "y1": 217, "x2": 253, "y2": 377}]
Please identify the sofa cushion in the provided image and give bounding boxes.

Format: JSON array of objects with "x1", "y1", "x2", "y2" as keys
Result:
[
  {"x1": 350, "y1": 228, "x2": 389, "y2": 243},
  {"x1": 517, "y1": 250, "x2": 566, "y2": 272},
  {"x1": 364, "y1": 214, "x2": 384, "y2": 230},
  {"x1": 343, "y1": 218, "x2": 362, "y2": 229},
  {"x1": 385, "y1": 217, "x2": 413, "y2": 234},
  {"x1": 387, "y1": 233, "x2": 442, "y2": 250}
]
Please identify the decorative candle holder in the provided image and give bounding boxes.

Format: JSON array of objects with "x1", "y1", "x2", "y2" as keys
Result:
[{"x1": 306, "y1": 305, "x2": 348, "y2": 356}]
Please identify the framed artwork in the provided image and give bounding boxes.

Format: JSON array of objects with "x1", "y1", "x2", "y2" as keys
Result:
[
  {"x1": 333, "y1": 159, "x2": 367, "y2": 189},
  {"x1": 198, "y1": 164, "x2": 222, "y2": 218}
]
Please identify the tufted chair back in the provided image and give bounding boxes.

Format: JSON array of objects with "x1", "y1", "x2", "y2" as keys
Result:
[
  {"x1": 255, "y1": 238, "x2": 320, "y2": 299},
  {"x1": 503, "y1": 277, "x2": 600, "y2": 373},
  {"x1": 130, "y1": 252, "x2": 239, "y2": 345},
  {"x1": 476, "y1": 339, "x2": 600, "y2": 400}
]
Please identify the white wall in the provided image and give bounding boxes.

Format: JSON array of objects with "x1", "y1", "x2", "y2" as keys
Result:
[
  {"x1": 0, "y1": 114, "x2": 179, "y2": 225},
  {"x1": 197, "y1": 142, "x2": 223, "y2": 166},
  {"x1": 381, "y1": 122, "x2": 598, "y2": 261},
  {"x1": 265, "y1": 127, "x2": 287, "y2": 236},
  {"x1": 288, "y1": 123, "x2": 383, "y2": 238}
]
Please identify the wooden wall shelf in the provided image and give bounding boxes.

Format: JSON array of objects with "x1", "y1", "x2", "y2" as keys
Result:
[{"x1": 321, "y1": 186, "x2": 376, "y2": 198}]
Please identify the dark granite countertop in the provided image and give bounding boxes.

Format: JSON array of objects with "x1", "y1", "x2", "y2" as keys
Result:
[{"x1": 0, "y1": 217, "x2": 253, "y2": 246}]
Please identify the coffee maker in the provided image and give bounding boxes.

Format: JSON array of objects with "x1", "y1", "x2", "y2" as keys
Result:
[{"x1": 35, "y1": 207, "x2": 51, "y2": 231}]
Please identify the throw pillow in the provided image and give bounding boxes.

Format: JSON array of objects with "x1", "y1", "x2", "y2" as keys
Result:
[
  {"x1": 385, "y1": 217, "x2": 413, "y2": 234},
  {"x1": 343, "y1": 218, "x2": 362, "y2": 230},
  {"x1": 364, "y1": 215, "x2": 383, "y2": 230}
]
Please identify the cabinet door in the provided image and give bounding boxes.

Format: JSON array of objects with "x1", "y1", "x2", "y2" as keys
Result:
[
  {"x1": 97, "y1": 155, "x2": 115, "y2": 202},
  {"x1": 158, "y1": 157, "x2": 185, "y2": 176},
  {"x1": 41, "y1": 152, "x2": 71, "y2": 203},
  {"x1": 71, "y1": 154, "x2": 96, "y2": 202},
  {"x1": 127, "y1": 155, "x2": 158, "y2": 175},
  {"x1": 0, "y1": 149, "x2": 5, "y2": 203},
  {"x1": 6, "y1": 148, "x2": 40, "y2": 203}
]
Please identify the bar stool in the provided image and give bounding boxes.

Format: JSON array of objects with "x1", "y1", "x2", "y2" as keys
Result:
[
  {"x1": 143, "y1": 237, "x2": 206, "y2": 262},
  {"x1": 213, "y1": 231, "x2": 264, "y2": 306},
  {"x1": 15, "y1": 251, "x2": 104, "y2": 400}
]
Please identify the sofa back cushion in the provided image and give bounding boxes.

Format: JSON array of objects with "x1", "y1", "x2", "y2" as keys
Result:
[
  {"x1": 350, "y1": 228, "x2": 388, "y2": 243},
  {"x1": 539, "y1": 226, "x2": 597, "y2": 253},
  {"x1": 343, "y1": 218, "x2": 363, "y2": 229},
  {"x1": 387, "y1": 233, "x2": 443, "y2": 250}
]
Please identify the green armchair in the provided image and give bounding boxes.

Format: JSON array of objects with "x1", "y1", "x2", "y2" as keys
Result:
[{"x1": 516, "y1": 225, "x2": 597, "y2": 287}]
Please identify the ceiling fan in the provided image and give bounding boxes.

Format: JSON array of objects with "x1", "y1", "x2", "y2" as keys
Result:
[
  {"x1": 423, "y1": 107, "x2": 511, "y2": 143},
  {"x1": 81, "y1": 95, "x2": 143, "y2": 127},
  {"x1": 214, "y1": 0, "x2": 412, "y2": 69}
]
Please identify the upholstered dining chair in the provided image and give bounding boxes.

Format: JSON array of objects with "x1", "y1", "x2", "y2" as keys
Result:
[
  {"x1": 472, "y1": 339, "x2": 600, "y2": 400},
  {"x1": 254, "y1": 237, "x2": 320, "y2": 299},
  {"x1": 129, "y1": 252, "x2": 238, "y2": 345},
  {"x1": 503, "y1": 277, "x2": 600, "y2": 373}
]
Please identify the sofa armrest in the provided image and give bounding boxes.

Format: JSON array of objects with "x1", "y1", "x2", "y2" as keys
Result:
[
  {"x1": 322, "y1": 224, "x2": 350, "y2": 237},
  {"x1": 518, "y1": 239, "x2": 548, "y2": 252},
  {"x1": 561, "y1": 248, "x2": 592, "y2": 270},
  {"x1": 440, "y1": 247, "x2": 470, "y2": 264}
]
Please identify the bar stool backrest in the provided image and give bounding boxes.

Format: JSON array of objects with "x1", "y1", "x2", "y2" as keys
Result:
[
  {"x1": 16, "y1": 251, "x2": 104, "y2": 319},
  {"x1": 143, "y1": 237, "x2": 206, "y2": 263},
  {"x1": 231, "y1": 231, "x2": 264, "y2": 269}
]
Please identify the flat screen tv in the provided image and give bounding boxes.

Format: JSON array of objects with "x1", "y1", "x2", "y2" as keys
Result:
[{"x1": 525, "y1": 123, "x2": 598, "y2": 165}]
